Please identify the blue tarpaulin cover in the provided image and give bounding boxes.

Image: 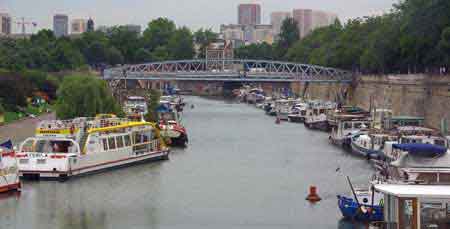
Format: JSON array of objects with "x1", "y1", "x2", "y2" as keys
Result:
[
  {"x1": 0, "y1": 140, "x2": 13, "y2": 150},
  {"x1": 393, "y1": 143, "x2": 447, "y2": 157},
  {"x1": 156, "y1": 104, "x2": 171, "y2": 113}
]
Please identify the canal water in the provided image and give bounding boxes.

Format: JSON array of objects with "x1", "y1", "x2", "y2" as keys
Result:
[{"x1": 0, "y1": 96, "x2": 374, "y2": 229}]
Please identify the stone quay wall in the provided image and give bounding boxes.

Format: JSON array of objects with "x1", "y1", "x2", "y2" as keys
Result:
[{"x1": 295, "y1": 74, "x2": 450, "y2": 131}]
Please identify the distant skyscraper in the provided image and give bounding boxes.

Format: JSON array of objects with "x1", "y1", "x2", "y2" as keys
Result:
[
  {"x1": 87, "y1": 18, "x2": 94, "y2": 32},
  {"x1": 0, "y1": 13, "x2": 12, "y2": 35},
  {"x1": 270, "y1": 11, "x2": 291, "y2": 39},
  {"x1": 53, "y1": 14, "x2": 69, "y2": 37},
  {"x1": 71, "y1": 19, "x2": 87, "y2": 34},
  {"x1": 293, "y1": 9, "x2": 337, "y2": 39},
  {"x1": 238, "y1": 4, "x2": 261, "y2": 25}
]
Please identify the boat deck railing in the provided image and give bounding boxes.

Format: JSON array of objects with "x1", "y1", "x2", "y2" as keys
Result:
[{"x1": 37, "y1": 117, "x2": 136, "y2": 131}]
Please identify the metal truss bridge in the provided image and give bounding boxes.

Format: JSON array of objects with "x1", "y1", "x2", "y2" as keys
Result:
[{"x1": 103, "y1": 59, "x2": 352, "y2": 83}]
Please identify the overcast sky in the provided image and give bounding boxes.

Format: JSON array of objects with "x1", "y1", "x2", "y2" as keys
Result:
[{"x1": 2, "y1": 0, "x2": 397, "y2": 33}]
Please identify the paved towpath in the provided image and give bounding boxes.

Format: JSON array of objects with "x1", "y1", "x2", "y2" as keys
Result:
[{"x1": 0, "y1": 112, "x2": 55, "y2": 146}]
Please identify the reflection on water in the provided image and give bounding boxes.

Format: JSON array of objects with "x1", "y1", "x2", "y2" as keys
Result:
[{"x1": 0, "y1": 96, "x2": 374, "y2": 229}]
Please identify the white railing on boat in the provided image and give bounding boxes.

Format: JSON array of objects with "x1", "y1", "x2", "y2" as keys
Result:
[
  {"x1": 132, "y1": 140, "x2": 160, "y2": 154},
  {"x1": 37, "y1": 118, "x2": 137, "y2": 131}
]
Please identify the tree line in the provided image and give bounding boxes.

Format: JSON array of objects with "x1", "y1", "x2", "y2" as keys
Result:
[
  {"x1": 0, "y1": 17, "x2": 217, "y2": 72},
  {"x1": 236, "y1": 0, "x2": 450, "y2": 74}
]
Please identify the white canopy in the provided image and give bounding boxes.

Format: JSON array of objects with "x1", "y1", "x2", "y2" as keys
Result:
[{"x1": 375, "y1": 184, "x2": 450, "y2": 198}]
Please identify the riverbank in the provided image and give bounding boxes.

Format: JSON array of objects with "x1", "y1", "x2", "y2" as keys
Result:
[{"x1": 0, "y1": 112, "x2": 55, "y2": 145}]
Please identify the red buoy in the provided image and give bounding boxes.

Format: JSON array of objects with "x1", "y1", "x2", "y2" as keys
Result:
[{"x1": 306, "y1": 186, "x2": 322, "y2": 202}]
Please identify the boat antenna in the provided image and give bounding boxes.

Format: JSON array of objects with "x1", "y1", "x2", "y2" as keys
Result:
[{"x1": 346, "y1": 176, "x2": 360, "y2": 206}]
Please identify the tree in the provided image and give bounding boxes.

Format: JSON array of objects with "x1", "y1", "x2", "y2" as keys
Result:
[
  {"x1": 134, "y1": 48, "x2": 153, "y2": 63},
  {"x1": 438, "y1": 27, "x2": 450, "y2": 67},
  {"x1": 49, "y1": 38, "x2": 85, "y2": 71},
  {"x1": 235, "y1": 43, "x2": 274, "y2": 60},
  {"x1": 145, "y1": 89, "x2": 161, "y2": 122},
  {"x1": 276, "y1": 17, "x2": 300, "y2": 59},
  {"x1": 167, "y1": 27, "x2": 195, "y2": 59},
  {"x1": 105, "y1": 47, "x2": 124, "y2": 66},
  {"x1": 108, "y1": 26, "x2": 141, "y2": 63},
  {"x1": 151, "y1": 46, "x2": 169, "y2": 61},
  {"x1": 55, "y1": 75, "x2": 123, "y2": 119},
  {"x1": 194, "y1": 28, "x2": 218, "y2": 58},
  {"x1": 0, "y1": 72, "x2": 33, "y2": 110},
  {"x1": 143, "y1": 18, "x2": 176, "y2": 50}
]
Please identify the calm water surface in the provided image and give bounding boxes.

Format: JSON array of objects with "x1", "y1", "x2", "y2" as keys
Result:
[{"x1": 0, "y1": 96, "x2": 374, "y2": 229}]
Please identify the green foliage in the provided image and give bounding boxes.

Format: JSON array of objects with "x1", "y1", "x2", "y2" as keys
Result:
[
  {"x1": 438, "y1": 27, "x2": 450, "y2": 66},
  {"x1": 0, "y1": 72, "x2": 33, "y2": 110},
  {"x1": 135, "y1": 48, "x2": 153, "y2": 63},
  {"x1": 235, "y1": 43, "x2": 274, "y2": 60},
  {"x1": 55, "y1": 75, "x2": 123, "y2": 119},
  {"x1": 194, "y1": 28, "x2": 218, "y2": 58},
  {"x1": 151, "y1": 46, "x2": 170, "y2": 62},
  {"x1": 108, "y1": 26, "x2": 142, "y2": 63},
  {"x1": 145, "y1": 89, "x2": 161, "y2": 122},
  {"x1": 167, "y1": 27, "x2": 195, "y2": 59},
  {"x1": 276, "y1": 17, "x2": 300, "y2": 59},
  {"x1": 0, "y1": 102, "x2": 4, "y2": 114},
  {"x1": 143, "y1": 18, "x2": 176, "y2": 50}
]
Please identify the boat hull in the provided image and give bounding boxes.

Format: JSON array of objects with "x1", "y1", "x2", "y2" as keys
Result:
[
  {"x1": 337, "y1": 195, "x2": 383, "y2": 222},
  {"x1": 288, "y1": 115, "x2": 305, "y2": 123},
  {"x1": 19, "y1": 149, "x2": 169, "y2": 180},
  {"x1": 305, "y1": 121, "x2": 329, "y2": 131},
  {"x1": 351, "y1": 141, "x2": 380, "y2": 158},
  {"x1": 0, "y1": 174, "x2": 20, "y2": 193}
]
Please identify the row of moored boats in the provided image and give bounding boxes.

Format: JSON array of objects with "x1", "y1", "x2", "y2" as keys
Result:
[{"x1": 237, "y1": 86, "x2": 450, "y2": 227}]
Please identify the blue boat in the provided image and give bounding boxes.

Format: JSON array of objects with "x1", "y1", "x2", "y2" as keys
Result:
[{"x1": 337, "y1": 195, "x2": 384, "y2": 222}]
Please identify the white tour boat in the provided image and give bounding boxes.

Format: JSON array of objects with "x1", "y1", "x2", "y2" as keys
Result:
[{"x1": 17, "y1": 115, "x2": 169, "y2": 180}]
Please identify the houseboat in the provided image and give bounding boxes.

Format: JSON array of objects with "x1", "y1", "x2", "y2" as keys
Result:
[
  {"x1": 351, "y1": 116, "x2": 428, "y2": 159},
  {"x1": 0, "y1": 142, "x2": 20, "y2": 192},
  {"x1": 330, "y1": 115, "x2": 371, "y2": 148},
  {"x1": 287, "y1": 103, "x2": 308, "y2": 123},
  {"x1": 327, "y1": 106, "x2": 370, "y2": 129},
  {"x1": 17, "y1": 116, "x2": 169, "y2": 180},
  {"x1": 157, "y1": 103, "x2": 188, "y2": 146},
  {"x1": 374, "y1": 184, "x2": 450, "y2": 228},
  {"x1": 274, "y1": 99, "x2": 296, "y2": 121},
  {"x1": 124, "y1": 96, "x2": 148, "y2": 117},
  {"x1": 304, "y1": 102, "x2": 335, "y2": 131}
]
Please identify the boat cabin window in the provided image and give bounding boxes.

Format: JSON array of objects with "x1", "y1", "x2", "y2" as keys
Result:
[
  {"x1": 116, "y1": 136, "x2": 124, "y2": 148},
  {"x1": 420, "y1": 200, "x2": 450, "y2": 228},
  {"x1": 354, "y1": 123, "x2": 362, "y2": 129},
  {"x1": 344, "y1": 122, "x2": 352, "y2": 130},
  {"x1": 102, "y1": 139, "x2": 108, "y2": 151},
  {"x1": 124, "y1": 135, "x2": 131, "y2": 146},
  {"x1": 434, "y1": 139, "x2": 447, "y2": 147},
  {"x1": 24, "y1": 139, "x2": 75, "y2": 154},
  {"x1": 133, "y1": 131, "x2": 152, "y2": 144},
  {"x1": 319, "y1": 109, "x2": 325, "y2": 114},
  {"x1": 108, "y1": 137, "x2": 116, "y2": 150}
]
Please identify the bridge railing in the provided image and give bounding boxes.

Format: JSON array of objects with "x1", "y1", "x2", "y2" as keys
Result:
[{"x1": 103, "y1": 59, "x2": 353, "y2": 82}]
